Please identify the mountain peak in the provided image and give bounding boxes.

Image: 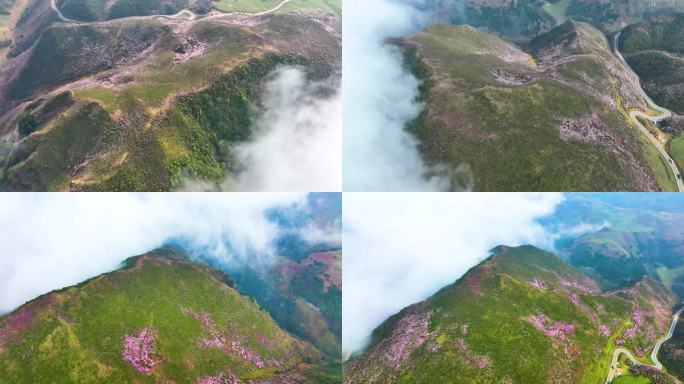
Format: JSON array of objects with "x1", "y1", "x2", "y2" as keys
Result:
[
  {"x1": 345, "y1": 245, "x2": 675, "y2": 384},
  {"x1": 528, "y1": 19, "x2": 610, "y2": 62},
  {"x1": 0, "y1": 248, "x2": 323, "y2": 382}
]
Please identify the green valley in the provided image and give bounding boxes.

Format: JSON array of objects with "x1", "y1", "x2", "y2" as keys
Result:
[{"x1": 618, "y1": 13, "x2": 684, "y2": 115}]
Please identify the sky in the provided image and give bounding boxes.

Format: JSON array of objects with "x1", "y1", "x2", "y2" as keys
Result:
[
  {"x1": 0, "y1": 193, "x2": 327, "y2": 314},
  {"x1": 342, "y1": 0, "x2": 450, "y2": 191},
  {"x1": 342, "y1": 192, "x2": 565, "y2": 357}
]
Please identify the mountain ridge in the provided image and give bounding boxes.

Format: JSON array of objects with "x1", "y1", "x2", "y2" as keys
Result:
[
  {"x1": 399, "y1": 20, "x2": 673, "y2": 191},
  {"x1": 344, "y1": 244, "x2": 678, "y2": 384},
  {"x1": 0, "y1": 246, "x2": 337, "y2": 383}
]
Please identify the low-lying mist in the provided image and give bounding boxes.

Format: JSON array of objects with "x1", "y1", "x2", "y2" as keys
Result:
[
  {"x1": 343, "y1": 0, "x2": 450, "y2": 191},
  {"x1": 182, "y1": 66, "x2": 341, "y2": 192},
  {"x1": 233, "y1": 67, "x2": 341, "y2": 191}
]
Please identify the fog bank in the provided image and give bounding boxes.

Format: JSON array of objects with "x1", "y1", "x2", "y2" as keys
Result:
[
  {"x1": 0, "y1": 193, "x2": 315, "y2": 314},
  {"x1": 342, "y1": 0, "x2": 449, "y2": 191},
  {"x1": 342, "y1": 192, "x2": 564, "y2": 357}
]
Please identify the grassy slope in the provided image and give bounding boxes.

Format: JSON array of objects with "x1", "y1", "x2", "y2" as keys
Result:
[
  {"x1": 277, "y1": 251, "x2": 342, "y2": 356},
  {"x1": 229, "y1": 250, "x2": 342, "y2": 358},
  {"x1": 612, "y1": 376, "x2": 651, "y2": 384},
  {"x1": 638, "y1": 129, "x2": 678, "y2": 192},
  {"x1": 404, "y1": 23, "x2": 659, "y2": 191},
  {"x1": 661, "y1": 316, "x2": 684, "y2": 380},
  {"x1": 669, "y1": 136, "x2": 684, "y2": 174},
  {"x1": 619, "y1": 13, "x2": 684, "y2": 115},
  {"x1": 213, "y1": 0, "x2": 282, "y2": 12},
  {"x1": 543, "y1": 0, "x2": 571, "y2": 25},
  {"x1": 0, "y1": 249, "x2": 324, "y2": 383},
  {"x1": 562, "y1": 210, "x2": 684, "y2": 291},
  {"x1": 0, "y1": 14, "x2": 340, "y2": 191},
  {"x1": 276, "y1": 0, "x2": 341, "y2": 17},
  {"x1": 344, "y1": 245, "x2": 679, "y2": 384},
  {"x1": 58, "y1": 0, "x2": 341, "y2": 21}
]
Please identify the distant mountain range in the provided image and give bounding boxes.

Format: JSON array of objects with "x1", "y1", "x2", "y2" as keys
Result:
[{"x1": 427, "y1": 0, "x2": 684, "y2": 41}]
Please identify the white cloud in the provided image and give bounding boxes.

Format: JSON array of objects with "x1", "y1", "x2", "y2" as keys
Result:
[
  {"x1": 550, "y1": 220, "x2": 612, "y2": 246},
  {"x1": 232, "y1": 66, "x2": 341, "y2": 192},
  {"x1": 342, "y1": 192, "x2": 564, "y2": 357},
  {"x1": 0, "y1": 193, "x2": 313, "y2": 314},
  {"x1": 342, "y1": 0, "x2": 450, "y2": 191},
  {"x1": 299, "y1": 220, "x2": 342, "y2": 247}
]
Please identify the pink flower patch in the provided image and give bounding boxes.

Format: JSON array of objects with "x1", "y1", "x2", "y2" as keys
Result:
[
  {"x1": 245, "y1": 372, "x2": 305, "y2": 384},
  {"x1": 476, "y1": 355, "x2": 491, "y2": 369},
  {"x1": 453, "y1": 336, "x2": 493, "y2": 370},
  {"x1": 0, "y1": 308, "x2": 35, "y2": 348},
  {"x1": 196, "y1": 371, "x2": 240, "y2": 384},
  {"x1": 182, "y1": 308, "x2": 270, "y2": 368},
  {"x1": 624, "y1": 310, "x2": 646, "y2": 338},
  {"x1": 122, "y1": 328, "x2": 160, "y2": 375},
  {"x1": 599, "y1": 324, "x2": 611, "y2": 337},
  {"x1": 570, "y1": 294, "x2": 580, "y2": 305},
  {"x1": 559, "y1": 278, "x2": 596, "y2": 293},
  {"x1": 530, "y1": 278, "x2": 548, "y2": 289},
  {"x1": 528, "y1": 314, "x2": 575, "y2": 341}
]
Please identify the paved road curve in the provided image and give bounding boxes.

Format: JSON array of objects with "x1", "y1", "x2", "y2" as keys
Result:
[
  {"x1": 605, "y1": 307, "x2": 684, "y2": 383},
  {"x1": 50, "y1": 0, "x2": 291, "y2": 23},
  {"x1": 50, "y1": 0, "x2": 82, "y2": 23},
  {"x1": 613, "y1": 31, "x2": 684, "y2": 192}
]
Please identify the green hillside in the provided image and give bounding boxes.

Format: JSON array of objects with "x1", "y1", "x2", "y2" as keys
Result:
[
  {"x1": 661, "y1": 316, "x2": 684, "y2": 380},
  {"x1": 344, "y1": 245, "x2": 678, "y2": 384},
  {"x1": 55, "y1": 0, "x2": 342, "y2": 22},
  {"x1": 0, "y1": 247, "x2": 334, "y2": 383},
  {"x1": 0, "y1": 13, "x2": 340, "y2": 191},
  {"x1": 228, "y1": 250, "x2": 342, "y2": 358},
  {"x1": 401, "y1": 22, "x2": 670, "y2": 191},
  {"x1": 619, "y1": 13, "x2": 684, "y2": 115},
  {"x1": 558, "y1": 207, "x2": 684, "y2": 293}
]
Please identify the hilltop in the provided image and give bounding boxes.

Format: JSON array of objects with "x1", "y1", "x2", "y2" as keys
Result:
[
  {"x1": 0, "y1": 247, "x2": 338, "y2": 383},
  {"x1": 0, "y1": 10, "x2": 340, "y2": 191},
  {"x1": 400, "y1": 21, "x2": 675, "y2": 191},
  {"x1": 344, "y1": 245, "x2": 678, "y2": 384}
]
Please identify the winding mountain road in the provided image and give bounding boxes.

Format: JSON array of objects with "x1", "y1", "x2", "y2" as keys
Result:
[
  {"x1": 50, "y1": 0, "x2": 82, "y2": 23},
  {"x1": 613, "y1": 31, "x2": 684, "y2": 192},
  {"x1": 50, "y1": 0, "x2": 291, "y2": 23},
  {"x1": 605, "y1": 307, "x2": 684, "y2": 383}
]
